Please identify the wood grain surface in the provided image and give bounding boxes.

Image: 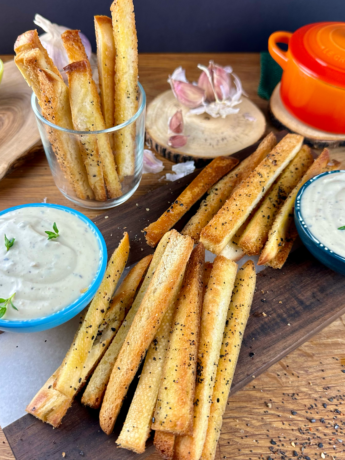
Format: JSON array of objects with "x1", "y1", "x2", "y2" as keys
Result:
[
  {"x1": 0, "y1": 59, "x2": 40, "y2": 180},
  {"x1": 146, "y1": 89, "x2": 266, "y2": 164},
  {"x1": 1, "y1": 53, "x2": 345, "y2": 460}
]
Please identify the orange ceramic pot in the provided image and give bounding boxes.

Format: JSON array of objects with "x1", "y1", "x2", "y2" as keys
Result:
[{"x1": 269, "y1": 22, "x2": 345, "y2": 134}]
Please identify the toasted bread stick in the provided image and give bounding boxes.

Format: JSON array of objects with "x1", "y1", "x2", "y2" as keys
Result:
[
  {"x1": 55, "y1": 233, "x2": 129, "y2": 398},
  {"x1": 100, "y1": 231, "x2": 193, "y2": 435},
  {"x1": 174, "y1": 256, "x2": 237, "y2": 460},
  {"x1": 152, "y1": 244, "x2": 205, "y2": 436},
  {"x1": 238, "y1": 146, "x2": 313, "y2": 255},
  {"x1": 200, "y1": 134, "x2": 304, "y2": 255},
  {"x1": 14, "y1": 29, "x2": 60, "y2": 76},
  {"x1": 63, "y1": 31, "x2": 121, "y2": 199},
  {"x1": 111, "y1": 0, "x2": 138, "y2": 179},
  {"x1": 37, "y1": 68, "x2": 94, "y2": 200},
  {"x1": 202, "y1": 261, "x2": 213, "y2": 295},
  {"x1": 258, "y1": 149, "x2": 333, "y2": 268},
  {"x1": 82, "y1": 232, "x2": 174, "y2": 408},
  {"x1": 182, "y1": 133, "x2": 277, "y2": 241},
  {"x1": 61, "y1": 29, "x2": 89, "y2": 62},
  {"x1": 201, "y1": 261, "x2": 256, "y2": 460},
  {"x1": 94, "y1": 16, "x2": 115, "y2": 132},
  {"x1": 26, "y1": 371, "x2": 72, "y2": 428},
  {"x1": 154, "y1": 431, "x2": 175, "y2": 460},
  {"x1": 14, "y1": 30, "x2": 61, "y2": 100},
  {"x1": 116, "y1": 247, "x2": 194, "y2": 452},
  {"x1": 26, "y1": 258, "x2": 149, "y2": 428},
  {"x1": 144, "y1": 157, "x2": 239, "y2": 247},
  {"x1": 79, "y1": 255, "x2": 152, "y2": 385},
  {"x1": 64, "y1": 61, "x2": 107, "y2": 200},
  {"x1": 25, "y1": 309, "x2": 88, "y2": 427}
]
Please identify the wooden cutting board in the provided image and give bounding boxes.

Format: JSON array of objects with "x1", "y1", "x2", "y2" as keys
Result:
[
  {"x1": 4, "y1": 141, "x2": 345, "y2": 460},
  {"x1": 0, "y1": 60, "x2": 40, "y2": 181}
]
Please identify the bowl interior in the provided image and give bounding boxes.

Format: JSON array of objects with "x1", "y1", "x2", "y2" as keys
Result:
[
  {"x1": 295, "y1": 170, "x2": 345, "y2": 265},
  {"x1": 0, "y1": 203, "x2": 107, "y2": 331}
]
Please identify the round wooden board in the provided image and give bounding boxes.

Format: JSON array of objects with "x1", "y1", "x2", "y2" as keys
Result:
[
  {"x1": 0, "y1": 60, "x2": 40, "y2": 180},
  {"x1": 270, "y1": 83, "x2": 345, "y2": 148},
  {"x1": 146, "y1": 90, "x2": 266, "y2": 165}
]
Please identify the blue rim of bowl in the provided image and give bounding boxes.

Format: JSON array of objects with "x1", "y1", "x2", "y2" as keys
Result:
[
  {"x1": 0, "y1": 203, "x2": 107, "y2": 329},
  {"x1": 31, "y1": 82, "x2": 146, "y2": 135},
  {"x1": 295, "y1": 169, "x2": 345, "y2": 264}
]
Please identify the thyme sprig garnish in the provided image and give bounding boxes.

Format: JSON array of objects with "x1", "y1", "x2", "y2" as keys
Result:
[
  {"x1": 4, "y1": 234, "x2": 15, "y2": 252},
  {"x1": 0, "y1": 293, "x2": 18, "y2": 319},
  {"x1": 45, "y1": 222, "x2": 59, "y2": 240}
]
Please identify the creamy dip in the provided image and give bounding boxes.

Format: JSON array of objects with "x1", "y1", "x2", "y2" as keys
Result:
[
  {"x1": 301, "y1": 172, "x2": 345, "y2": 258},
  {"x1": 0, "y1": 207, "x2": 101, "y2": 320}
]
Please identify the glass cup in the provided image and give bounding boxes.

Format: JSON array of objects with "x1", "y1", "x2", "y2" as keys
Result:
[{"x1": 31, "y1": 83, "x2": 146, "y2": 210}]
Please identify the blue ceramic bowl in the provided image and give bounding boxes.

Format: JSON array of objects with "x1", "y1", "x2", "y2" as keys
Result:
[
  {"x1": 0, "y1": 203, "x2": 107, "y2": 333},
  {"x1": 295, "y1": 170, "x2": 345, "y2": 276}
]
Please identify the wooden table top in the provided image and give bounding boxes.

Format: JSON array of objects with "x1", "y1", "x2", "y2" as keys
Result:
[{"x1": 1, "y1": 53, "x2": 345, "y2": 460}]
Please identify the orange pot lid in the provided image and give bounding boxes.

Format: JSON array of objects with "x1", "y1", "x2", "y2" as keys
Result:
[{"x1": 290, "y1": 22, "x2": 345, "y2": 89}]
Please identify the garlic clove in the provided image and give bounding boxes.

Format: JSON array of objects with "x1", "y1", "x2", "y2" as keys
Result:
[
  {"x1": 169, "y1": 78, "x2": 205, "y2": 109},
  {"x1": 168, "y1": 135, "x2": 188, "y2": 148},
  {"x1": 169, "y1": 110, "x2": 184, "y2": 134},
  {"x1": 212, "y1": 63, "x2": 232, "y2": 101},
  {"x1": 197, "y1": 69, "x2": 215, "y2": 103}
]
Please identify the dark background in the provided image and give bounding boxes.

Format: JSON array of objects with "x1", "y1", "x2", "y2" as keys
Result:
[{"x1": 1, "y1": 0, "x2": 344, "y2": 55}]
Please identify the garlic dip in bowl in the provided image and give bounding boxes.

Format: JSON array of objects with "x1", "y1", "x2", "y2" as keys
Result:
[
  {"x1": 295, "y1": 170, "x2": 345, "y2": 276},
  {"x1": 0, "y1": 204, "x2": 107, "y2": 332}
]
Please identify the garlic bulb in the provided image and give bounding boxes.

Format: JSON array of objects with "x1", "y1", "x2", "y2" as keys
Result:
[
  {"x1": 34, "y1": 14, "x2": 92, "y2": 71},
  {"x1": 169, "y1": 61, "x2": 245, "y2": 119}
]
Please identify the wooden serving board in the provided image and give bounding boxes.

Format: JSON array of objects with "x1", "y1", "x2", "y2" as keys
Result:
[
  {"x1": 0, "y1": 60, "x2": 40, "y2": 180},
  {"x1": 146, "y1": 90, "x2": 266, "y2": 165},
  {"x1": 4, "y1": 139, "x2": 345, "y2": 460}
]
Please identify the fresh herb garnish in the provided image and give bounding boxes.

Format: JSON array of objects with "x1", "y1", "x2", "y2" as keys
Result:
[
  {"x1": 338, "y1": 226, "x2": 345, "y2": 230},
  {"x1": 4, "y1": 234, "x2": 15, "y2": 252},
  {"x1": 45, "y1": 222, "x2": 59, "y2": 240},
  {"x1": 0, "y1": 293, "x2": 18, "y2": 319}
]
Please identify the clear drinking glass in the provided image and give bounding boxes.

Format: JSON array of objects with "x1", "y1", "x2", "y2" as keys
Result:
[{"x1": 31, "y1": 83, "x2": 146, "y2": 210}]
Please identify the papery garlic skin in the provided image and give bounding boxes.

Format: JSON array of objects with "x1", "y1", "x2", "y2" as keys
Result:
[
  {"x1": 169, "y1": 110, "x2": 184, "y2": 134},
  {"x1": 168, "y1": 135, "x2": 188, "y2": 148},
  {"x1": 34, "y1": 14, "x2": 92, "y2": 70},
  {"x1": 142, "y1": 149, "x2": 164, "y2": 174}
]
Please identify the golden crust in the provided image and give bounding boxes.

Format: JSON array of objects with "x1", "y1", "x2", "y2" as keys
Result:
[
  {"x1": 154, "y1": 431, "x2": 176, "y2": 460},
  {"x1": 99, "y1": 231, "x2": 193, "y2": 435},
  {"x1": 174, "y1": 256, "x2": 237, "y2": 460},
  {"x1": 152, "y1": 244, "x2": 205, "y2": 436},
  {"x1": 26, "y1": 373, "x2": 72, "y2": 428},
  {"x1": 61, "y1": 30, "x2": 89, "y2": 62},
  {"x1": 38, "y1": 68, "x2": 94, "y2": 200},
  {"x1": 259, "y1": 149, "x2": 331, "y2": 268},
  {"x1": 117, "y1": 251, "x2": 187, "y2": 452},
  {"x1": 201, "y1": 261, "x2": 256, "y2": 460},
  {"x1": 144, "y1": 157, "x2": 239, "y2": 247},
  {"x1": 55, "y1": 234, "x2": 129, "y2": 399},
  {"x1": 82, "y1": 234, "x2": 172, "y2": 409},
  {"x1": 238, "y1": 145, "x2": 313, "y2": 255},
  {"x1": 111, "y1": 0, "x2": 139, "y2": 179},
  {"x1": 200, "y1": 134, "x2": 304, "y2": 255},
  {"x1": 182, "y1": 133, "x2": 277, "y2": 241},
  {"x1": 14, "y1": 29, "x2": 61, "y2": 77},
  {"x1": 94, "y1": 16, "x2": 115, "y2": 131}
]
